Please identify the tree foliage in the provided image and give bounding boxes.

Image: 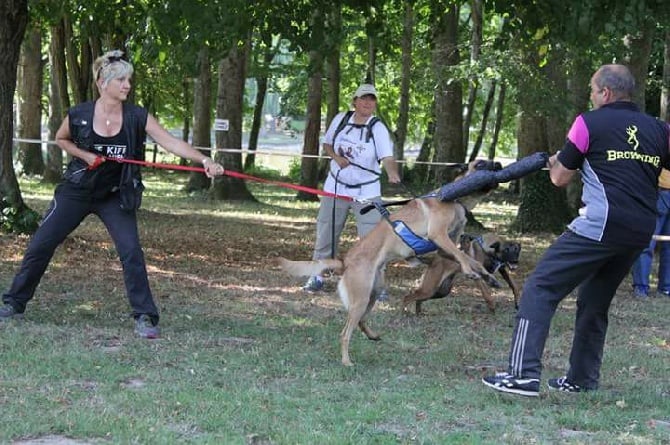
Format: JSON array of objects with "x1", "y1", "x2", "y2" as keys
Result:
[{"x1": 2, "y1": 0, "x2": 670, "y2": 232}]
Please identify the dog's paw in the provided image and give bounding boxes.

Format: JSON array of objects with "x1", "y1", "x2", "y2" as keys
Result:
[{"x1": 486, "y1": 274, "x2": 502, "y2": 288}]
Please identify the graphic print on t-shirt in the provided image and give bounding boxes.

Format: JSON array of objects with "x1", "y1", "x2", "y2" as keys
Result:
[{"x1": 93, "y1": 143, "x2": 128, "y2": 159}]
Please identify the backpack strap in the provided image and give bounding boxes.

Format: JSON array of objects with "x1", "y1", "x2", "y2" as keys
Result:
[
  {"x1": 366, "y1": 117, "x2": 380, "y2": 143},
  {"x1": 332, "y1": 111, "x2": 379, "y2": 144},
  {"x1": 332, "y1": 110, "x2": 355, "y2": 143}
]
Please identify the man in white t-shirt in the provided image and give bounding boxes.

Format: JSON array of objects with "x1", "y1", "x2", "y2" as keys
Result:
[{"x1": 304, "y1": 83, "x2": 401, "y2": 295}]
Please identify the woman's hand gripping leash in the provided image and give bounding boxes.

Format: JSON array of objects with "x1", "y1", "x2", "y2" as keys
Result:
[{"x1": 201, "y1": 157, "x2": 225, "y2": 178}]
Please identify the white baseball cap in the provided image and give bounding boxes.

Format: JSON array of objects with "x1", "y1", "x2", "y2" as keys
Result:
[{"x1": 353, "y1": 83, "x2": 377, "y2": 99}]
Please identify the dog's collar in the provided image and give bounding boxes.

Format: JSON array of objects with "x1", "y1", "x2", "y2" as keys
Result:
[
  {"x1": 488, "y1": 257, "x2": 505, "y2": 274},
  {"x1": 473, "y1": 236, "x2": 506, "y2": 273}
]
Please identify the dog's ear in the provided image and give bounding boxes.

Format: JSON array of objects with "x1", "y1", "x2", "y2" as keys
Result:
[{"x1": 489, "y1": 241, "x2": 501, "y2": 252}]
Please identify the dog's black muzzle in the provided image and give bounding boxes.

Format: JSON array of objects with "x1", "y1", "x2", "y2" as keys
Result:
[{"x1": 494, "y1": 242, "x2": 521, "y2": 271}]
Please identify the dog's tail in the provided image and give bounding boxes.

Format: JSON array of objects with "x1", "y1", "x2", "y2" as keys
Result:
[{"x1": 276, "y1": 258, "x2": 344, "y2": 277}]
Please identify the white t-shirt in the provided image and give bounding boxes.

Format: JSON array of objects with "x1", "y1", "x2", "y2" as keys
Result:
[{"x1": 323, "y1": 111, "x2": 394, "y2": 199}]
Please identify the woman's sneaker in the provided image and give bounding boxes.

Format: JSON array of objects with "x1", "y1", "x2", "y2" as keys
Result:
[
  {"x1": 482, "y1": 372, "x2": 540, "y2": 397},
  {"x1": 134, "y1": 314, "x2": 160, "y2": 339},
  {"x1": 547, "y1": 376, "x2": 583, "y2": 392},
  {"x1": 303, "y1": 276, "x2": 324, "y2": 292},
  {"x1": 0, "y1": 304, "x2": 24, "y2": 321}
]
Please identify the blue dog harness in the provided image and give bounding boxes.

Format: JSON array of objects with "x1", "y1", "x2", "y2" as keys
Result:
[{"x1": 372, "y1": 202, "x2": 437, "y2": 255}]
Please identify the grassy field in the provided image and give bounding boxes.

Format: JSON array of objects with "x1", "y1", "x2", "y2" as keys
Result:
[{"x1": 1, "y1": 171, "x2": 669, "y2": 445}]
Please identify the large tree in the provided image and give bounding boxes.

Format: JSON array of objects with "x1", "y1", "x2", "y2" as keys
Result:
[
  {"x1": 663, "y1": 29, "x2": 670, "y2": 122},
  {"x1": 430, "y1": 1, "x2": 463, "y2": 184},
  {"x1": 44, "y1": 18, "x2": 69, "y2": 184},
  {"x1": 17, "y1": 22, "x2": 44, "y2": 176},
  {"x1": 0, "y1": 0, "x2": 37, "y2": 233},
  {"x1": 211, "y1": 41, "x2": 255, "y2": 201}
]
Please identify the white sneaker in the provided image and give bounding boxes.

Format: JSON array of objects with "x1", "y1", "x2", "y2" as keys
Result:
[{"x1": 303, "y1": 276, "x2": 324, "y2": 292}]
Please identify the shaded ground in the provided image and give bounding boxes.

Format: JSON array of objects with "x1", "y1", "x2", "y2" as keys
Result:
[{"x1": 1, "y1": 176, "x2": 668, "y2": 444}]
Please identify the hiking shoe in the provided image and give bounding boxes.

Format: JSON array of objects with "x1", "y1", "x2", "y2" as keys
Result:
[
  {"x1": 376, "y1": 289, "x2": 390, "y2": 302},
  {"x1": 547, "y1": 376, "x2": 583, "y2": 393},
  {"x1": 303, "y1": 276, "x2": 323, "y2": 292},
  {"x1": 0, "y1": 303, "x2": 24, "y2": 321},
  {"x1": 633, "y1": 288, "x2": 648, "y2": 299},
  {"x1": 134, "y1": 314, "x2": 160, "y2": 339},
  {"x1": 482, "y1": 372, "x2": 540, "y2": 397}
]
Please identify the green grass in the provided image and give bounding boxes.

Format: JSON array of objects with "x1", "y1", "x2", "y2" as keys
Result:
[{"x1": 1, "y1": 172, "x2": 669, "y2": 444}]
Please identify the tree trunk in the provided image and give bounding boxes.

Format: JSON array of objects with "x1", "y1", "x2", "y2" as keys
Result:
[
  {"x1": 413, "y1": 111, "x2": 435, "y2": 184},
  {"x1": 186, "y1": 46, "x2": 212, "y2": 192},
  {"x1": 660, "y1": 29, "x2": 669, "y2": 122},
  {"x1": 624, "y1": 27, "x2": 654, "y2": 112},
  {"x1": 469, "y1": 80, "x2": 495, "y2": 162},
  {"x1": 394, "y1": 0, "x2": 414, "y2": 174},
  {"x1": 44, "y1": 21, "x2": 68, "y2": 184},
  {"x1": 244, "y1": 76, "x2": 267, "y2": 171},
  {"x1": 512, "y1": 57, "x2": 572, "y2": 233},
  {"x1": 245, "y1": 30, "x2": 276, "y2": 171},
  {"x1": 179, "y1": 78, "x2": 191, "y2": 166},
  {"x1": 431, "y1": 3, "x2": 463, "y2": 185},
  {"x1": 462, "y1": 0, "x2": 482, "y2": 155},
  {"x1": 325, "y1": 9, "x2": 341, "y2": 132},
  {"x1": 211, "y1": 42, "x2": 255, "y2": 201},
  {"x1": 319, "y1": 5, "x2": 342, "y2": 184},
  {"x1": 0, "y1": 0, "x2": 38, "y2": 233},
  {"x1": 297, "y1": 49, "x2": 323, "y2": 202},
  {"x1": 17, "y1": 24, "x2": 44, "y2": 175},
  {"x1": 487, "y1": 81, "x2": 505, "y2": 160}
]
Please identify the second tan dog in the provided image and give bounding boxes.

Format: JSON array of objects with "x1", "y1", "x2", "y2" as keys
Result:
[
  {"x1": 402, "y1": 233, "x2": 521, "y2": 314},
  {"x1": 277, "y1": 160, "x2": 502, "y2": 366}
]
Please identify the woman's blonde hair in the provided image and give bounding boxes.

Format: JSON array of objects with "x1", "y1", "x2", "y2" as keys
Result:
[{"x1": 93, "y1": 50, "x2": 133, "y2": 86}]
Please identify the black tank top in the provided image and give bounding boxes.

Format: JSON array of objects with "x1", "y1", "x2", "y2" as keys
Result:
[{"x1": 90, "y1": 130, "x2": 128, "y2": 195}]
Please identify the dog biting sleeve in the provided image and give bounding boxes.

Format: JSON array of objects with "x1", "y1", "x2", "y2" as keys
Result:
[{"x1": 438, "y1": 152, "x2": 549, "y2": 202}]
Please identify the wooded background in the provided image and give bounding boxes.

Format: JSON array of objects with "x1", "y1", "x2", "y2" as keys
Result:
[{"x1": 1, "y1": 0, "x2": 669, "y2": 233}]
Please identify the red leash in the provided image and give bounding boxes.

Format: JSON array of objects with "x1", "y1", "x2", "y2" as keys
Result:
[{"x1": 104, "y1": 157, "x2": 353, "y2": 201}]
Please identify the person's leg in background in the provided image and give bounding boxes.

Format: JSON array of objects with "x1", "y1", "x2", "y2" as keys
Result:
[
  {"x1": 655, "y1": 190, "x2": 670, "y2": 296},
  {"x1": 305, "y1": 196, "x2": 352, "y2": 291},
  {"x1": 631, "y1": 202, "x2": 659, "y2": 298}
]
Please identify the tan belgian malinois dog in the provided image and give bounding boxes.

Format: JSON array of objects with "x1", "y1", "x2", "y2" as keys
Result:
[
  {"x1": 277, "y1": 160, "x2": 502, "y2": 366},
  {"x1": 402, "y1": 233, "x2": 522, "y2": 314}
]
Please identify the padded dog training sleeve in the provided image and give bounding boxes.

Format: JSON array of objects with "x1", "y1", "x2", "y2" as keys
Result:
[{"x1": 438, "y1": 152, "x2": 549, "y2": 202}]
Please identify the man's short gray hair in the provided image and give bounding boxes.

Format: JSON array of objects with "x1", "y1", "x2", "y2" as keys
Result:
[{"x1": 596, "y1": 64, "x2": 635, "y2": 100}]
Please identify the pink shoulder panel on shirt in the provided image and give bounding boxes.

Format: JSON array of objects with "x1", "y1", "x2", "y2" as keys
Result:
[{"x1": 567, "y1": 115, "x2": 589, "y2": 153}]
